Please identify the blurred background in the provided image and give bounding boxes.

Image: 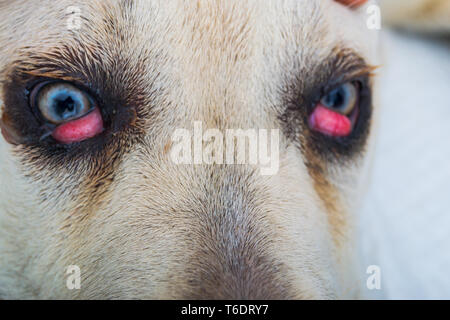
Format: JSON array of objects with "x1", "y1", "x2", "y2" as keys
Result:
[{"x1": 359, "y1": 0, "x2": 450, "y2": 299}]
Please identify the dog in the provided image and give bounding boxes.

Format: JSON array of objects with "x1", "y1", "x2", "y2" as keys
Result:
[{"x1": 0, "y1": 0, "x2": 442, "y2": 299}]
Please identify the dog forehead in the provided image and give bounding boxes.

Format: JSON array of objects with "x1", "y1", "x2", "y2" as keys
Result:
[
  {"x1": 0, "y1": 1, "x2": 374, "y2": 100},
  {"x1": 0, "y1": 0, "x2": 370, "y2": 68}
]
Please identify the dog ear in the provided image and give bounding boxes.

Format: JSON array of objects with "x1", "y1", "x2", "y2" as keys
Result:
[{"x1": 335, "y1": 0, "x2": 368, "y2": 8}]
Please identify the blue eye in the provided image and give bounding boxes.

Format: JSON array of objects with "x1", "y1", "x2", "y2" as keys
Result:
[
  {"x1": 320, "y1": 82, "x2": 358, "y2": 115},
  {"x1": 34, "y1": 82, "x2": 94, "y2": 124}
]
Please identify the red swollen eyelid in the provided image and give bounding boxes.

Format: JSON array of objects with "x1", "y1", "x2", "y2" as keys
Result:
[
  {"x1": 309, "y1": 105, "x2": 352, "y2": 137},
  {"x1": 52, "y1": 107, "x2": 104, "y2": 144}
]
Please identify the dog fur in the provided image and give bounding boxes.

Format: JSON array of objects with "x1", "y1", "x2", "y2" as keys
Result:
[{"x1": 0, "y1": 0, "x2": 394, "y2": 299}]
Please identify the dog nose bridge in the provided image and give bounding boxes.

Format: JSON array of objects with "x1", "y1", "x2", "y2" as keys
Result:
[{"x1": 179, "y1": 170, "x2": 294, "y2": 299}]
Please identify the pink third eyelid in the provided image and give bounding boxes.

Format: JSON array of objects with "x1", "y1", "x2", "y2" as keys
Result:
[
  {"x1": 308, "y1": 104, "x2": 352, "y2": 137},
  {"x1": 51, "y1": 107, "x2": 104, "y2": 144}
]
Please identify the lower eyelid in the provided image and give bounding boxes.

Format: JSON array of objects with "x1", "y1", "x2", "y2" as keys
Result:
[{"x1": 51, "y1": 107, "x2": 104, "y2": 144}]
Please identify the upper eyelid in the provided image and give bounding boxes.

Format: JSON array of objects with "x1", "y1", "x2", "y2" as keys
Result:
[
  {"x1": 9, "y1": 44, "x2": 98, "y2": 89},
  {"x1": 318, "y1": 50, "x2": 376, "y2": 93},
  {"x1": 327, "y1": 51, "x2": 377, "y2": 79},
  {"x1": 20, "y1": 68, "x2": 91, "y2": 92},
  {"x1": 6, "y1": 63, "x2": 94, "y2": 107}
]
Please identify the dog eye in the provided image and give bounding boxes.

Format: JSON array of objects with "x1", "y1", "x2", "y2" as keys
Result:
[
  {"x1": 30, "y1": 82, "x2": 104, "y2": 144},
  {"x1": 308, "y1": 82, "x2": 359, "y2": 137},
  {"x1": 35, "y1": 82, "x2": 92, "y2": 124},
  {"x1": 321, "y1": 82, "x2": 358, "y2": 116}
]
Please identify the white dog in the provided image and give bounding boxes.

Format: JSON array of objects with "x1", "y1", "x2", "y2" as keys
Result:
[{"x1": 0, "y1": 0, "x2": 446, "y2": 299}]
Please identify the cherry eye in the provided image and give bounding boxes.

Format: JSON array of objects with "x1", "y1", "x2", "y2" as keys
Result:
[
  {"x1": 309, "y1": 82, "x2": 359, "y2": 137},
  {"x1": 31, "y1": 82, "x2": 104, "y2": 144}
]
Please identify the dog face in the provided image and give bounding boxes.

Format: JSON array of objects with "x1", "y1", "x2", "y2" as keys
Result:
[{"x1": 0, "y1": 0, "x2": 379, "y2": 299}]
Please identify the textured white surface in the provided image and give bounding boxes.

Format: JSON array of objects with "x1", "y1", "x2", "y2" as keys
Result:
[{"x1": 359, "y1": 30, "x2": 450, "y2": 299}]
